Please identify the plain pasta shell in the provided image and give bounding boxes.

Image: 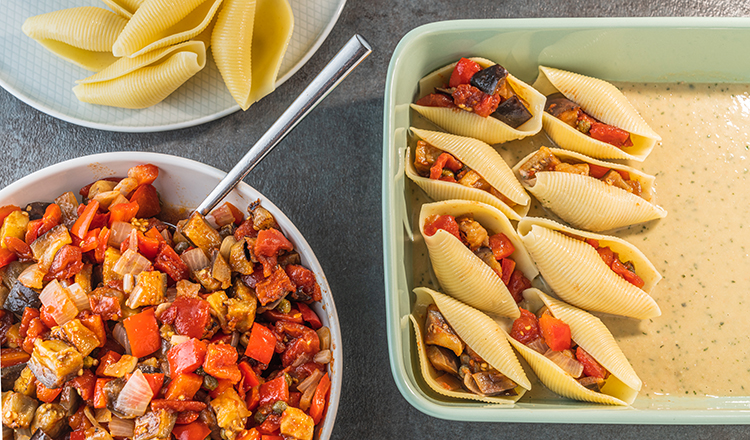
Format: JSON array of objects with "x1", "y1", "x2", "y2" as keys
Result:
[
  {"x1": 411, "y1": 57, "x2": 545, "y2": 145},
  {"x1": 112, "y1": 0, "x2": 223, "y2": 58},
  {"x1": 407, "y1": 127, "x2": 530, "y2": 220},
  {"x1": 22, "y1": 7, "x2": 126, "y2": 71},
  {"x1": 512, "y1": 148, "x2": 666, "y2": 231},
  {"x1": 419, "y1": 200, "x2": 538, "y2": 318},
  {"x1": 246, "y1": 0, "x2": 294, "y2": 106},
  {"x1": 211, "y1": 0, "x2": 257, "y2": 110},
  {"x1": 411, "y1": 287, "x2": 530, "y2": 403},
  {"x1": 101, "y1": 0, "x2": 146, "y2": 18},
  {"x1": 73, "y1": 41, "x2": 206, "y2": 109},
  {"x1": 533, "y1": 66, "x2": 660, "y2": 161},
  {"x1": 517, "y1": 218, "x2": 661, "y2": 319}
]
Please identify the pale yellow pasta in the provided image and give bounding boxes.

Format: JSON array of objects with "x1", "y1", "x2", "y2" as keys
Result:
[
  {"x1": 101, "y1": 0, "x2": 146, "y2": 18},
  {"x1": 73, "y1": 41, "x2": 206, "y2": 109},
  {"x1": 211, "y1": 0, "x2": 257, "y2": 110},
  {"x1": 112, "y1": 0, "x2": 223, "y2": 58},
  {"x1": 517, "y1": 218, "x2": 661, "y2": 319},
  {"x1": 419, "y1": 200, "x2": 538, "y2": 318},
  {"x1": 533, "y1": 66, "x2": 661, "y2": 161},
  {"x1": 412, "y1": 287, "x2": 530, "y2": 403},
  {"x1": 247, "y1": 0, "x2": 294, "y2": 105},
  {"x1": 411, "y1": 57, "x2": 545, "y2": 145},
  {"x1": 407, "y1": 127, "x2": 530, "y2": 220},
  {"x1": 512, "y1": 147, "x2": 666, "y2": 231},
  {"x1": 22, "y1": 7, "x2": 126, "y2": 71}
]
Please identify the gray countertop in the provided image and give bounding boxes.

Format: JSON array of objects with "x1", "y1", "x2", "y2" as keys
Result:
[{"x1": 2, "y1": 1, "x2": 750, "y2": 438}]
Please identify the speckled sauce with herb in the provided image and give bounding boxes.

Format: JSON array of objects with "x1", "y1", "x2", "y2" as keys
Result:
[{"x1": 409, "y1": 82, "x2": 750, "y2": 399}]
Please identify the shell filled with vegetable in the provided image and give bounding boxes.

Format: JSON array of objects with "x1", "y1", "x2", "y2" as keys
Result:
[
  {"x1": 419, "y1": 200, "x2": 538, "y2": 318},
  {"x1": 513, "y1": 147, "x2": 667, "y2": 231},
  {"x1": 508, "y1": 288, "x2": 641, "y2": 405},
  {"x1": 406, "y1": 127, "x2": 530, "y2": 221},
  {"x1": 517, "y1": 218, "x2": 660, "y2": 319},
  {"x1": 22, "y1": 7, "x2": 127, "y2": 72},
  {"x1": 411, "y1": 287, "x2": 530, "y2": 403},
  {"x1": 411, "y1": 57, "x2": 545, "y2": 145},
  {"x1": 533, "y1": 66, "x2": 661, "y2": 161}
]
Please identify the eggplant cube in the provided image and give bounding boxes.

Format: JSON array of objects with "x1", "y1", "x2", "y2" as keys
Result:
[
  {"x1": 470, "y1": 64, "x2": 508, "y2": 95},
  {"x1": 492, "y1": 95, "x2": 533, "y2": 129},
  {"x1": 1, "y1": 391, "x2": 38, "y2": 429},
  {"x1": 4, "y1": 281, "x2": 42, "y2": 317},
  {"x1": 27, "y1": 339, "x2": 83, "y2": 389}
]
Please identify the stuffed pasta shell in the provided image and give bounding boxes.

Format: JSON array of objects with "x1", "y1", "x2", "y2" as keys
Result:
[
  {"x1": 406, "y1": 127, "x2": 530, "y2": 220},
  {"x1": 419, "y1": 200, "x2": 538, "y2": 318},
  {"x1": 411, "y1": 57, "x2": 545, "y2": 145},
  {"x1": 513, "y1": 146, "x2": 667, "y2": 231},
  {"x1": 411, "y1": 287, "x2": 531, "y2": 403},
  {"x1": 508, "y1": 288, "x2": 641, "y2": 405},
  {"x1": 517, "y1": 218, "x2": 660, "y2": 319},
  {"x1": 533, "y1": 66, "x2": 660, "y2": 161}
]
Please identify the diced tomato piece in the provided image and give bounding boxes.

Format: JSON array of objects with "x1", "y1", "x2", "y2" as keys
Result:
[
  {"x1": 130, "y1": 184, "x2": 161, "y2": 218},
  {"x1": 255, "y1": 267, "x2": 295, "y2": 306},
  {"x1": 414, "y1": 93, "x2": 457, "y2": 108},
  {"x1": 108, "y1": 201, "x2": 139, "y2": 227},
  {"x1": 43, "y1": 244, "x2": 84, "y2": 282},
  {"x1": 89, "y1": 294, "x2": 121, "y2": 321},
  {"x1": 67, "y1": 369, "x2": 96, "y2": 401},
  {"x1": 588, "y1": 164, "x2": 611, "y2": 179},
  {"x1": 257, "y1": 414, "x2": 281, "y2": 435},
  {"x1": 94, "y1": 228, "x2": 110, "y2": 264},
  {"x1": 499, "y1": 258, "x2": 515, "y2": 286},
  {"x1": 449, "y1": 57, "x2": 482, "y2": 87},
  {"x1": 203, "y1": 343, "x2": 241, "y2": 383},
  {"x1": 576, "y1": 346, "x2": 609, "y2": 379},
  {"x1": 39, "y1": 306, "x2": 58, "y2": 329},
  {"x1": 510, "y1": 308, "x2": 541, "y2": 345},
  {"x1": 308, "y1": 372, "x2": 330, "y2": 425},
  {"x1": 150, "y1": 399, "x2": 207, "y2": 412},
  {"x1": 79, "y1": 311, "x2": 106, "y2": 348},
  {"x1": 175, "y1": 411, "x2": 201, "y2": 425},
  {"x1": 611, "y1": 258, "x2": 645, "y2": 288},
  {"x1": 263, "y1": 308, "x2": 304, "y2": 325},
  {"x1": 597, "y1": 246, "x2": 616, "y2": 267},
  {"x1": 296, "y1": 302, "x2": 322, "y2": 330},
  {"x1": 4, "y1": 237, "x2": 33, "y2": 262},
  {"x1": 18, "y1": 307, "x2": 40, "y2": 338},
  {"x1": 238, "y1": 428, "x2": 261, "y2": 440},
  {"x1": 165, "y1": 296, "x2": 212, "y2": 339},
  {"x1": 585, "y1": 238, "x2": 600, "y2": 249},
  {"x1": 0, "y1": 248, "x2": 17, "y2": 269},
  {"x1": 78, "y1": 228, "x2": 101, "y2": 253},
  {"x1": 96, "y1": 351, "x2": 122, "y2": 376},
  {"x1": 259, "y1": 375, "x2": 289, "y2": 407},
  {"x1": 209, "y1": 378, "x2": 234, "y2": 399},
  {"x1": 168, "y1": 338, "x2": 208, "y2": 375},
  {"x1": 452, "y1": 84, "x2": 500, "y2": 117},
  {"x1": 489, "y1": 233, "x2": 515, "y2": 260},
  {"x1": 38, "y1": 203, "x2": 62, "y2": 236},
  {"x1": 128, "y1": 164, "x2": 159, "y2": 186},
  {"x1": 24, "y1": 219, "x2": 43, "y2": 245},
  {"x1": 172, "y1": 421, "x2": 212, "y2": 440},
  {"x1": 245, "y1": 324, "x2": 276, "y2": 365},
  {"x1": 70, "y1": 430, "x2": 86, "y2": 440},
  {"x1": 123, "y1": 308, "x2": 161, "y2": 358},
  {"x1": 589, "y1": 122, "x2": 633, "y2": 147},
  {"x1": 276, "y1": 322, "x2": 320, "y2": 368},
  {"x1": 234, "y1": 219, "x2": 258, "y2": 241},
  {"x1": 506, "y1": 270, "x2": 531, "y2": 303},
  {"x1": 154, "y1": 242, "x2": 190, "y2": 282},
  {"x1": 539, "y1": 313, "x2": 572, "y2": 351},
  {"x1": 429, "y1": 152, "x2": 463, "y2": 180},
  {"x1": 284, "y1": 265, "x2": 322, "y2": 303},
  {"x1": 423, "y1": 214, "x2": 460, "y2": 240},
  {"x1": 165, "y1": 373, "x2": 203, "y2": 400},
  {"x1": 21, "y1": 317, "x2": 47, "y2": 354}
]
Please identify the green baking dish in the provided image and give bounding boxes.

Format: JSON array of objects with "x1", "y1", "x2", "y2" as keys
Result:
[{"x1": 382, "y1": 17, "x2": 750, "y2": 423}]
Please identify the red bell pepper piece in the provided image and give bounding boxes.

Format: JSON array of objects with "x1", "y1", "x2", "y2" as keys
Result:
[
  {"x1": 70, "y1": 431, "x2": 86, "y2": 440},
  {"x1": 93, "y1": 378, "x2": 113, "y2": 408},
  {"x1": 0, "y1": 205, "x2": 21, "y2": 227},
  {"x1": 576, "y1": 346, "x2": 609, "y2": 379},
  {"x1": 38, "y1": 203, "x2": 62, "y2": 236},
  {"x1": 449, "y1": 57, "x2": 482, "y2": 88},
  {"x1": 208, "y1": 378, "x2": 233, "y2": 399},
  {"x1": 164, "y1": 373, "x2": 203, "y2": 400},
  {"x1": 429, "y1": 152, "x2": 463, "y2": 180},
  {"x1": 151, "y1": 399, "x2": 206, "y2": 412},
  {"x1": 94, "y1": 227, "x2": 110, "y2": 264},
  {"x1": 108, "y1": 201, "x2": 139, "y2": 227},
  {"x1": 154, "y1": 242, "x2": 190, "y2": 282},
  {"x1": 136, "y1": 231, "x2": 161, "y2": 261},
  {"x1": 510, "y1": 308, "x2": 541, "y2": 345},
  {"x1": 589, "y1": 122, "x2": 633, "y2": 147},
  {"x1": 24, "y1": 219, "x2": 43, "y2": 245},
  {"x1": 96, "y1": 350, "x2": 122, "y2": 376},
  {"x1": 258, "y1": 375, "x2": 289, "y2": 407},
  {"x1": 597, "y1": 246, "x2": 616, "y2": 266},
  {"x1": 71, "y1": 200, "x2": 99, "y2": 239},
  {"x1": 423, "y1": 214, "x2": 460, "y2": 240},
  {"x1": 233, "y1": 219, "x2": 258, "y2": 241},
  {"x1": 203, "y1": 343, "x2": 241, "y2": 383},
  {"x1": 296, "y1": 302, "x2": 322, "y2": 330},
  {"x1": 128, "y1": 164, "x2": 159, "y2": 186},
  {"x1": 499, "y1": 258, "x2": 515, "y2": 286},
  {"x1": 539, "y1": 313, "x2": 572, "y2": 351},
  {"x1": 257, "y1": 414, "x2": 281, "y2": 435},
  {"x1": 172, "y1": 421, "x2": 212, "y2": 440},
  {"x1": 39, "y1": 306, "x2": 58, "y2": 329},
  {"x1": 0, "y1": 248, "x2": 17, "y2": 269},
  {"x1": 308, "y1": 372, "x2": 330, "y2": 425},
  {"x1": 245, "y1": 323, "x2": 276, "y2": 365},
  {"x1": 123, "y1": 307, "x2": 160, "y2": 358},
  {"x1": 130, "y1": 184, "x2": 161, "y2": 218},
  {"x1": 239, "y1": 361, "x2": 260, "y2": 392},
  {"x1": 263, "y1": 308, "x2": 304, "y2": 325},
  {"x1": 488, "y1": 233, "x2": 515, "y2": 261},
  {"x1": 611, "y1": 258, "x2": 645, "y2": 288},
  {"x1": 414, "y1": 93, "x2": 456, "y2": 108},
  {"x1": 224, "y1": 202, "x2": 245, "y2": 225},
  {"x1": 78, "y1": 228, "x2": 101, "y2": 253},
  {"x1": 237, "y1": 428, "x2": 261, "y2": 440},
  {"x1": 168, "y1": 338, "x2": 208, "y2": 375},
  {"x1": 69, "y1": 405, "x2": 93, "y2": 431},
  {"x1": 261, "y1": 436, "x2": 283, "y2": 440},
  {"x1": 143, "y1": 373, "x2": 165, "y2": 396},
  {"x1": 245, "y1": 385, "x2": 260, "y2": 412},
  {"x1": 67, "y1": 369, "x2": 96, "y2": 401},
  {"x1": 588, "y1": 163, "x2": 611, "y2": 179}
]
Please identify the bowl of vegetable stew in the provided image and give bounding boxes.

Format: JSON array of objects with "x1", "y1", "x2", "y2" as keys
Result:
[{"x1": 0, "y1": 152, "x2": 341, "y2": 440}]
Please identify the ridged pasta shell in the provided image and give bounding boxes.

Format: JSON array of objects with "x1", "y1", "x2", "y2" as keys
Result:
[
  {"x1": 411, "y1": 287, "x2": 530, "y2": 403},
  {"x1": 211, "y1": 0, "x2": 257, "y2": 110},
  {"x1": 512, "y1": 148, "x2": 667, "y2": 231},
  {"x1": 411, "y1": 57, "x2": 545, "y2": 145},
  {"x1": 101, "y1": 0, "x2": 146, "y2": 18},
  {"x1": 22, "y1": 7, "x2": 126, "y2": 72},
  {"x1": 73, "y1": 41, "x2": 206, "y2": 109},
  {"x1": 533, "y1": 66, "x2": 660, "y2": 161},
  {"x1": 419, "y1": 200, "x2": 538, "y2": 318},
  {"x1": 246, "y1": 0, "x2": 294, "y2": 105},
  {"x1": 112, "y1": 0, "x2": 223, "y2": 58},
  {"x1": 406, "y1": 128, "x2": 530, "y2": 220},
  {"x1": 517, "y1": 218, "x2": 660, "y2": 319}
]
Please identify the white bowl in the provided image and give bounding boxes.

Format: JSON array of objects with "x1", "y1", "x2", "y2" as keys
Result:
[{"x1": 0, "y1": 152, "x2": 342, "y2": 439}]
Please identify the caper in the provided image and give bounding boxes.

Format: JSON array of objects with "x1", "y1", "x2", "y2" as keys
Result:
[
  {"x1": 272, "y1": 400, "x2": 288, "y2": 414},
  {"x1": 174, "y1": 241, "x2": 190, "y2": 254},
  {"x1": 276, "y1": 299, "x2": 291, "y2": 314},
  {"x1": 202, "y1": 374, "x2": 218, "y2": 391}
]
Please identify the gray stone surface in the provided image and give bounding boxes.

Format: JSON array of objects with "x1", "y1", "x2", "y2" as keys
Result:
[{"x1": 2, "y1": 0, "x2": 750, "y2": 438}]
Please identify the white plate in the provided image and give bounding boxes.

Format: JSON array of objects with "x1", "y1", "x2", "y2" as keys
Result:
[{"x1": 0, "y1": 0, "x2": 346, "y2": 132}]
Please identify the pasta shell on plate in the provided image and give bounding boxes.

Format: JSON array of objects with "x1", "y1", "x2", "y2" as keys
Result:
[
  {"x1": 73, "y1": 41, "x2": 206, "y2": 109},
  {"x1": 22, "y1": 7, "x2": 127, "y2": 72},
  {"x1": 517, "y1": 217, "x2": 661, "y2": 319},
  {"x1": 101, "y1": 0, "x2": 146, "y2": 18},
  {"x1": 112, "y1": 0, "x2": 223, "y2": 58},
  {"x1": 533, "y1": 66, "x2": 661, "y2": 161},
  {"x1": 406, "y1": 127, "x2": 530, "y2": 220},
  {"x1": 411, "y1": 287, "x2": 530, "y2": 403},
  {"x1": 247, "y1": 0, "x2": 294, "y2": 105},
  {"x1": 419, "y1": 200, "x2": 538, "y2": 318},
  {"x1": 507, "y1": 288, "x2": 641, "y2": 405},
  {"x1": 512, "y1": 146, "x2": 667, "y2": 231},
  {"x1": 411, "y1": 57, "x2": 545, "y2": 145},
  {"x1": 211, "y1": 0, "x2": 257, "y2": 110}
]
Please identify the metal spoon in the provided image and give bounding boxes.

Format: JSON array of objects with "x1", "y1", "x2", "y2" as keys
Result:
[{"x1": 194, "y1": 34, "x2": 372, "y2": 216}]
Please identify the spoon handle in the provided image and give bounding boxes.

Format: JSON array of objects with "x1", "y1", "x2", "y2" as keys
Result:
[{"x1": 196, "y1": 34, "x2": 373, "y2": 215}]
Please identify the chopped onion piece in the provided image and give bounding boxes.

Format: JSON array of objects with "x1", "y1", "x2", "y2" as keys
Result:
[
  {"x1": 171, "y1": 335, "x2": 190, "y2": 346},
  {"x1": 219, "y1": 236, "x2": 237, "y2": 261},
  {"x1": 114, "y1": 369, "x2": 153, "y2": 418},
  {"x1": 526, "y1": 337, "x2": 549, "y2": 354},
  {"x1": 67, "y1": 282, "x2": 91, "y2": 311},
  {"x1": 109, "y1": 416, "x2": 135, "y2": 437},
  {"x1": 113, "y1": 249, "x2": 151, "y2": 277},
  {"x1": 128, "y1": 229, "x2": 139, "y2": 253},
  {"x1": 114, "y1": 177, "x2": 138, "y2": 196},
  {"x1": 95, "y1": 408, "x2": 112, "y2": 423},
  {"x1": 297, "y1": 368, "x2": 324, "y2": 394},
  {"x1": 39, "y1": 280, "x2": 78, "y2": 326},
  {"x1": 316, "y1": 326, "x2": 330, "y2": 351},
  {"x1": 209, "y1": 204, "x2": 237, "y2": 228},
  {"x1": 123, "y1": 274, "x2": 134, "y2": 293},
  {"x1": 313, "y1": 349, "x2": 332, "y2": 364},
  {"x1": 180, "y1": 248, "x2": 210, "y2": 272},
  {"x1": 545, "y1": 349, "x2": 584, "y2": 378},
  {"x1": 109, "y1": 221, "x2": 134, "y2": 247},
  {"x1": 17, "y1": 263, "x2": 44, "y2": 289},
  {"x1": 230, "y1": 331, "x2": 240, "y2": 347},
  {"x1": 113, "y1": 322, "x2": 132, "y2": 355},
  {"x1": 93, "y1": 190, "x2": 121, "y2": 210}
]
